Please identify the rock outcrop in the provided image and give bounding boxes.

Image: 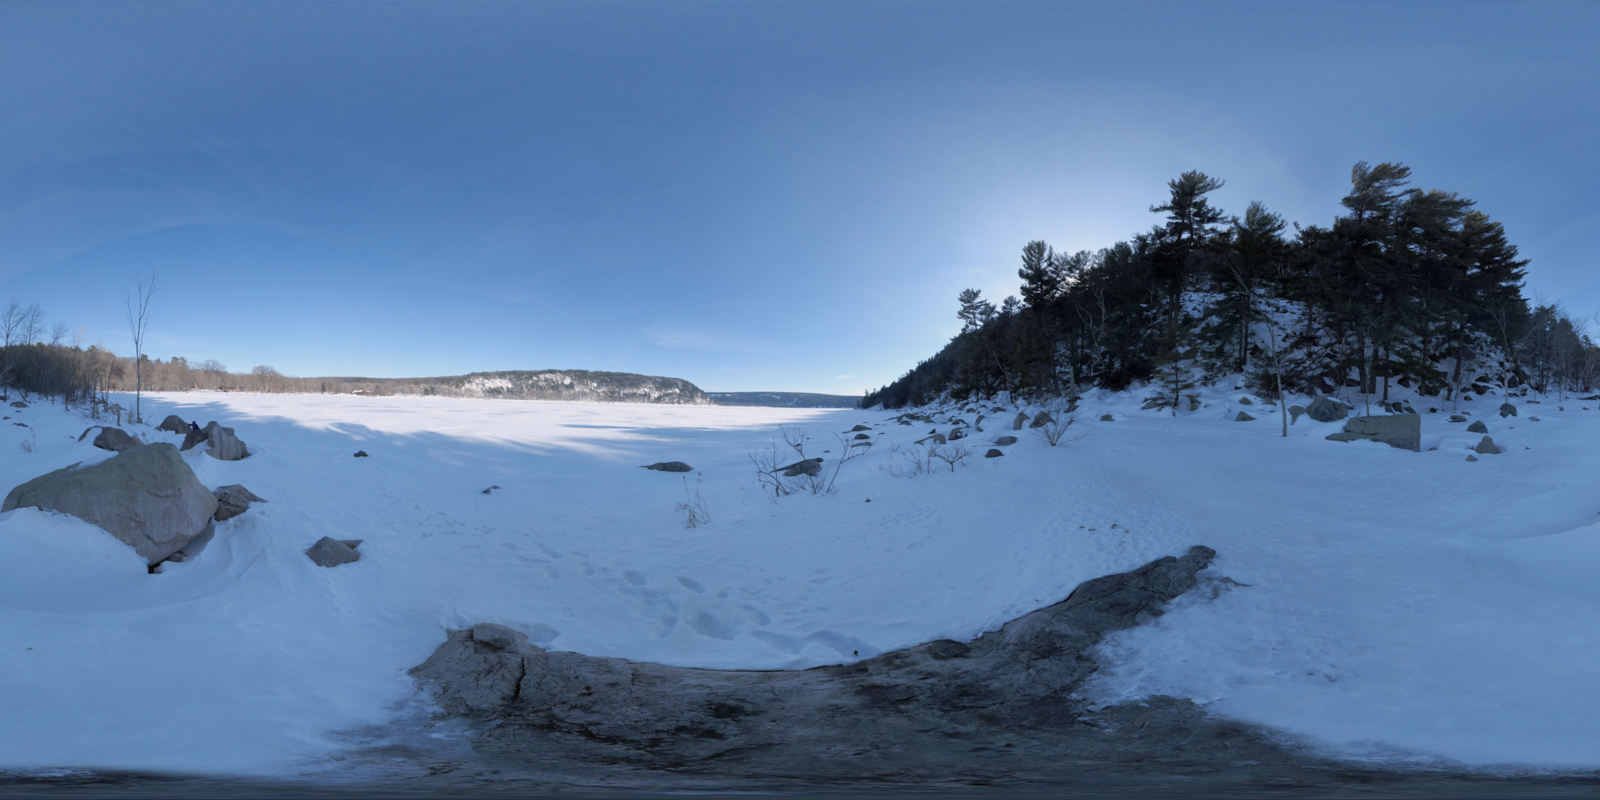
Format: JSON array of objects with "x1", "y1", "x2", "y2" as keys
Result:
[
  {"x1": 1, "y1": 443, "x2": 219, "y2": 565},
  {"x1": 213, "y1": 484, "x2": 266, "y2": 522},
  {"x1": 201, "y1": 422, "x2": 249, "y2": 461},
  {"x1": 92, "y1": 427, "x2": 143, "y2": 453},
  {"x1": 1306, "y1": 393, "x2": 1349, "y2": 423},
  {"x1": 410, "y1": 547, "x2": 1228, "y2": 779},
  {"x1": 1325, "y1": 415, "x2": 1422, "y2": 452}
]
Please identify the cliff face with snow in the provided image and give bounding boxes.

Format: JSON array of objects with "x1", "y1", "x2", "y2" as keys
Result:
[{"x1": 422, "y1": 370, "x2": 714, "y2": 405}]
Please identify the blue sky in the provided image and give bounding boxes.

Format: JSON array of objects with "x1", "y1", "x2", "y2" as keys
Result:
[{"x1": 1, "y1": 1, "x2": 1596, "y2": 395}]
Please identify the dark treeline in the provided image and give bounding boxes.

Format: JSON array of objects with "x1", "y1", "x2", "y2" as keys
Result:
[{"x1": 864, "y1": 163, "x2": 1598, "y2": 409}]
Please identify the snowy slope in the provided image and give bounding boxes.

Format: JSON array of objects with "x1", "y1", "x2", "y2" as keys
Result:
[{"x1": 0, "y1": 388, "x2": 1597, "y2": 775}]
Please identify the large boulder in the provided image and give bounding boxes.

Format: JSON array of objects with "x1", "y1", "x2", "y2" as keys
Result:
[
  {"x1": 201, "y1": 422, "x2": 249, "y2": 461},
  {"x1": 213, "y1": 484, "x2": 266, "y2": 522},
  {"x1": 1, "y1": 443, "x2": 219, "y2": 565},
  {"x1": 157, "y1": 415, "x2": 190, "y2": 435},
  {"x1": 1306, "y1": 393, "x2": 1349, "y2": 423},
  {"x1": 92, "y1": 427, "x2": 142, "y2": 453},
  {"x1": 180, "y1": 427, "x2": 209, "y2": 452},
  {"x1": 1325, "y1": 414, "x2": 1421, "y2": 452}
]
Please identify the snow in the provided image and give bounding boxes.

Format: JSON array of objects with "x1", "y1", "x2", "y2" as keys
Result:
[{"x1": 1, "y1": 388, "x2": 1598, "y2": 776}]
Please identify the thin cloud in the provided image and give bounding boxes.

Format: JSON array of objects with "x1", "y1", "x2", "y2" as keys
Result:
[{"x1": 642, "y1": 321, "x2": 780, "y2": 354}]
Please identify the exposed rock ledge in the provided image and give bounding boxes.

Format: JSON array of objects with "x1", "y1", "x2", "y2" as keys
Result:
[{"x1": 408, "y1": 546, "x2": 1302, "y2": 782}]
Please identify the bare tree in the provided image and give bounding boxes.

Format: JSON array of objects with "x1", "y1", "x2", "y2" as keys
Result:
[
  {"x1": 126, "y1": 272, "x2": 160, "y2": 423},
  {"x1": 49, "y1": 321, "x2": 68, "y2": 348}
]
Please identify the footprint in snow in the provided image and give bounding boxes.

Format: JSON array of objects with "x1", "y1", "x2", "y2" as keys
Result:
[
  {"x1": 623, "y1": 570, "x2": 648, "y2": 587},
  {"x1": 740, "y1": 604, "x2": 771, "y2": 626},
  {"x1": 677, "y1": 577, "x2": 706, "y2": 594},
  {"x1": 686, "y1": 611, "x2": 738, "y2": 641}
]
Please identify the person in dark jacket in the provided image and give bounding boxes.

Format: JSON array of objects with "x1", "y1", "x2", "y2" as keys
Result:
[{"x1": 189, "y1": 421, "x2": 201, "y2": 432}]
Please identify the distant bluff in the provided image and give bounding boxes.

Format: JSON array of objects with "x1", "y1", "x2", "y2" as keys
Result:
[{"x1": 347, "y1": 370, "x2": 715, "y2": 405}]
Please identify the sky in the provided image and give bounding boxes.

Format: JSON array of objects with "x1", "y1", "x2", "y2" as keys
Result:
[{"x1": 1, "y1": 1, "x2": 1596, "y2": 395}]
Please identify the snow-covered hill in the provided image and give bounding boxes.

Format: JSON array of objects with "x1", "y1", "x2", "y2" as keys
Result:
[{"x1": 2, "y1": 385, "x2": 1599, "y2": 777}]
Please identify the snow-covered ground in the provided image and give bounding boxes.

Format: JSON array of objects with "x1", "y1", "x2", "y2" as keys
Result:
[{"x1": 1, "y1": 388, "x2": 1597, "y2": 776}]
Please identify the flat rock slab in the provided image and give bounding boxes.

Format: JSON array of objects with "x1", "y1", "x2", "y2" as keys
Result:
[
  {"x1": 1325, "y1": 414, "x2": 1421, "y2": 452},
  {"x1": 1, "y1": 443, "x2": 218, "y2": 565},
  {"x1": 411, "y1": 547, "x2": 1238, "y2": 780},
  {"x1": 642, "y1": 462, "x2": 693, "y2": 472}
]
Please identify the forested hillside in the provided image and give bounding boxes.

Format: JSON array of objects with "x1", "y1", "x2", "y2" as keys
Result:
[{"x1": 864, "y1": 163, "x2": 1591, "y2": 409}]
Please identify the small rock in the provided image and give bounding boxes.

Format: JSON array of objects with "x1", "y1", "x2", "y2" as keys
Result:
[
  {"x1": 1235, "y1": 412, "x2": 1255, "y2": 422},
  {"x1": 1448, "y1": 415, "x2": 1466, "y2": 423},
  {"x1": 777, "y1": 458, "x2": 823, "y2": 477},
  {"x1": 306, "y1": 536, "x2": 360, "y2": 567},
  {"x1": 8, "y1": 400, "x2": 25, "y2": 409},
  {"x1": 1474, "y1": 436, "x2": 1503, "y2": 455},
  {"x1": 985, "y1": 449, "x2": 1004, "y2": 458},
  {"x1": 1529, "y1": 417, "x2": 1540, "y2": 422},
  {"x1": 1466, "y1": 454, "x2": 1479, "y2": 462},
  {"x1": 849, "y1": 425, "x2": 870, "y2": 432},
  {"x1": 1467, "y1": 421, "x2": 1488, "y2": 434},
  {"x1": 853, "y1": 433, "x2": 869, "y2": 440},
  {"x1": 1499, "y1": 403, "x2": 1517, "y2": 418},
  {"x1": 1100, "y1": 414, "x2": 1114, "y2": 422},
  {"x1": 482, "y1": 485, "x2": 502, "y2": 494},
  {"x1": 354, "y1": 450, "x2": 369, "y2": 457},
  {"x1": 993, "y1": 436, "x2": 1017, "y2": 446},
  {"x1": 1238, "y1": 397, "x2": 1253, "y2": 405},
  {"x1": 1012, "y1": 412, "x2": 1029, "y2": 430},
  {"x1": 642, "y1": 462, "x2": 693, "y2": 473},
  {"x1": 1306, "y1": 392, "x2": 1349, "y2": 423}
]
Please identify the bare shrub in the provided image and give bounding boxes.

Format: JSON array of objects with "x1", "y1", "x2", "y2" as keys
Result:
[
  {"x1": 1033, "y1": 412, "x2": 1083, "y2": 446},
  {"x1": 928, "y1": 443, "x2": 971, "y2": 472},
  {"x1": 751, "y1": 428, "x2": 868, "y2": 499},
  {"x1": 676, "y1": 474, "x2": 711, "y2": 528}
]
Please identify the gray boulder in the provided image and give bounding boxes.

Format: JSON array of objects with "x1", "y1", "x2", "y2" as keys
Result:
[
  {"x1": 852, "y1": 433, "x2": 869, "y2": 440},
  {"x1": 201, "y1": 422, "x2": 249, "y2": 461},
  {"x1": 1467, "y1": 420, "x2": 1488, "y2": 434},
  {"x1": 1289, "y1": 405, "x2": 1307, "y2": 424},
  {"x1": 1012, "y1": 411, "x2": 1029, "y2": 430},
  {"x1": 1, "y1": 443, "x2": 219, "y2": 565},
  {"x1": 1325, "y1": 414, "x2": 1421, "y2": 452},
  {"x1": 307, "y1": 536, "x2": 360, "y2": 567},
  {"x1": 1238, "y1": 397, "x2": 1253, "y2": 405},
  {"x1": 849, "y1": 425, "x2": 870, "y2": 432},
  {"x1": 213, "y1": 484, "x2": 266, "y2": 522},
  {"x1": 1235, "y1": 412, "x2": 1256, "y2": 422},
  {"x1": 1100, "y1": 414, "x2": 1114, "y2": 422},
  {"x1": 1499, "y1": 403, "x2": 1518, "y2": 418},
  {"x1": 1306, "y1": 393, "x2": 1349, "y2": 423},
  {"x1": 776, "y1": 458, "x2": 823, "y2": 477},
  {"x1": 410, "y1": 547, "x2": 1229, "y2": 779},
  {"x1": 92, "y1": 427, "x2": 142, "y2": 453},
  {"x1": 1029, "y1": 411, "x2": 1055, "y2": 428},
  {"x1": 1474, "y1": 436, "x2": 1503, "y2": 455},
  {"x1": 985, "y1": 449, "x2": 1004, "y2": 458},
  {"x1": 642, "y1": 462, "x2": 693, "y2": 473},
  {"x1": 1466, "y1": 454, "x2": 1479, "y2": 462},
  {"x1": 180, "y1": 427, "x2": 209, "y2": 451},
  {"x1": 157, "y1": 415, "x2": 190, "y2": 435},
  {"x1": 354, "y1": 450, "x2": 369, "y2": 457},
  {"x1": 1448, "y1": 415, "x2": 1467, "y2": 423},
  {"x1": 8, "y1": 400, "x2": 25, "y2": 409},
  {"x1": 993, "y1": 436, "x2": 1018, "y2": 446}
]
